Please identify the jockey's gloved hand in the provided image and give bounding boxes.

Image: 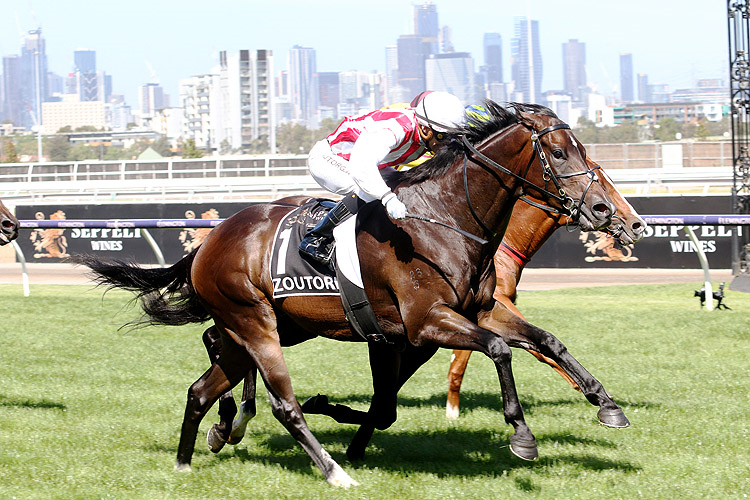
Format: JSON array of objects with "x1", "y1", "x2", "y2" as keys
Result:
[{"x1": 381, "y1": 192, "x2": 407, "y2": 220}]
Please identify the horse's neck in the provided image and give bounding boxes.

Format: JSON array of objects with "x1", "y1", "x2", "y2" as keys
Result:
[{"x1": 503, "y1": 200, "x2": 563, "y2": 262}]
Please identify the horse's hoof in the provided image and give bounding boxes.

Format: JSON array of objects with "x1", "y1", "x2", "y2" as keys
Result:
[
  {"x1": 174, "y1": 462, "x2": 192, "y2": 473},
  {"x1": 598, "y1": 407, "x2": 630, "y2": 428},
  {"x1": 301, "y1": 394, "x2": 329, "y2": 414},
  {"x1": 446, "y1": 402, "x2": 460, "y2": 420},
  {"x1": 326, "y1": 464, "x2": 360, "y2": 488},
  {"x1": 227, "y1": 428, "x2": 245, "y2": 445},
  {"x1": 207, "y1": 425, "x2": 227, "y2": 453},
  {"x1": 509, "y1": 434, "x2": 538, "y2": 461}
]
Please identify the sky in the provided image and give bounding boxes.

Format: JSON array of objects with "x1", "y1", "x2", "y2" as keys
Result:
[{"x1": 0, "y1": 0, "x2": 729, "y2": 107}]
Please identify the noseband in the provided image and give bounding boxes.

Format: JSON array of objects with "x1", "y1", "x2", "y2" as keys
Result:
[{"x1": 460, "y1": 122, "x2": 600, "y2": 240}]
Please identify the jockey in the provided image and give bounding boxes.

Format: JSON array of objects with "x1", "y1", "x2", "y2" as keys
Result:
[{"x1": 299, "y1": 90, "x2": 466, "y2": 264}]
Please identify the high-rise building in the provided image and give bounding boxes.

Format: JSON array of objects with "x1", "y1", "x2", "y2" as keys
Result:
[
  {"x1": 1, "y1": 56, "x2": 23, "y2": 126},
  {"x1": 562, "y1": 39, "x2": 586, "y2": 101},
  {"x1": 638, "y1": 73, "x2": 651, "y2": 102},
  {"x1": 139, "y1": 82, "x2": 166, "y2": 119},
  {"x1": 20, "y1": 28, "x2": 49, "y2": 129},
  {"x1": 414, "y1": 2, "x2": 439, "y2": 56},
  {"x1": 318, "y1": 72, "x2": 340, "y2": 111},
  {"x1": 288, "y1": 45, "x2": 319, "y2": 128},
  {"x1": 425, "y1": 53, "x2": 474, "y2": 104},
  {"x1": 179, "y1": 74, "x2": 219, "y2": 150},
  {"x1": 511, "y1": 17, "x2": 543, "y2": 104},
  {"x1": 620, "y1": 53, "x2": 634, "y2": 103},
  {"x1": 483, "y1": 33, "x2": 503, "y2": 84},
  {"x1": 74, "y1": 49, "x2": 98, "y2": 101},
  {"x1": 397, "y1": 35, "x2": 426, "y2": 101},
  {"x1": 216, "y1": 49, "x2": 276, "y2": 153}
]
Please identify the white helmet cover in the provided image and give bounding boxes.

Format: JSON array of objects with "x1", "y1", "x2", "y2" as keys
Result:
[{"x1": 413, "y1": 91, "x2": 466, "y2": 132}]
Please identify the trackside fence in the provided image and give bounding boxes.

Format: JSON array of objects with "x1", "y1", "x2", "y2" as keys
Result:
[{"x1": 9, "y1": 215, "x2": 750, "y2": 307}]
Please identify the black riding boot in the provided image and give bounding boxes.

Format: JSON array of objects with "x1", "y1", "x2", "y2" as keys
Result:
[{"x1": 299, "y1": 199, "x2": 353, "y2": 264}]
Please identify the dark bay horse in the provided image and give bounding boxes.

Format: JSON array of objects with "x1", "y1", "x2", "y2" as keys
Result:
[
  {"x1": 445, "y1": 161, "x2": 646, "y2": 418},
  {"x1": 0, "y1": 199, "x2": 19, "y2": 245},
  {"x1": 76, "y1": 101, "x2": 619, "y2": 487}
]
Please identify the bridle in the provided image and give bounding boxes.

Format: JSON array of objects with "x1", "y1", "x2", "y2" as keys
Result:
[{"x1": 459, "y1": 121, "x2": 601, "y2": 241}]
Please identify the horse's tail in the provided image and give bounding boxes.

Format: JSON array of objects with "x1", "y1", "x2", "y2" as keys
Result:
[{"x1": 70, "y1": 250, "x2": 211, "y2": 328}]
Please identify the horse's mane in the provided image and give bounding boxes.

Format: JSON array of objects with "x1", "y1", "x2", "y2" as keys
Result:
[{"x1": 399, "y1": 100, "x2": 559, "y2": 185}]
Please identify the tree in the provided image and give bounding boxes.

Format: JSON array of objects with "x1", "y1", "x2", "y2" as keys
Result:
[
  {"x1": 47, "y1": 135, "x2": 72, "y2": 161},
  {"x1": 151, "y1": 136, "x2": 173, "y2": 157},
  {"x1": 182, "y1": 138, "x2": 203, "y2": 158},
  {"x1": 652, "y1": 118, "x2": 681, "y2": 142},
  {"x1": 2, "y1": 139, "x2": 19, "y2": 163}
]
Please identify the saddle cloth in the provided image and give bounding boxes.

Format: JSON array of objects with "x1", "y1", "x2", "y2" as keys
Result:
[
  {"x1": 269, "y1": 198, "x2": 389, "y2": 343},
  {"x1": 270, "y1": 199, "x2": 360, "y2": 298}
]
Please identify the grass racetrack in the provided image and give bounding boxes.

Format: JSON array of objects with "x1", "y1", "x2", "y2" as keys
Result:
[{"x1": 0, "y1": 283, "x2": 748, "y2": 499}]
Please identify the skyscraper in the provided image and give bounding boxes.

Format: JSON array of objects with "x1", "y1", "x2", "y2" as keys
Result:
[
  {"x1": 638, "y1": 73, "x2": 651, "y2": 102},
  {"x1": 414, "y1": 2, "x2": 439, "y2": 56},
  {"x1": 1, "y1": 56, "x2": 23, "y2": 126},
  {"x1": 562, "y1": 39, "x2": 586, "y2": 101},
  {"x1": 425, "y1": 53, "x2": 474, "y2": 104},
  {"x1": 620, "y1": 53, "x2": 634, "y2": 103},
  {"x1": 483, "y1": 33, "x2": 503, "y2": 84},
  {"x1": 74, "y1": 49, "x2": 98, "y2": 101},
  {"x1": 20, "y1": 28, "x2": 49, "y2": 129},
  {"x1": 288, "y1": 45, "x2": 319, "y2": 128},
  {"x1": 397, "y1": 35, "x2": 426, "y2": 101},
  {"x1": 511, "y1": 17, "x2": 542, "y2": 104}
]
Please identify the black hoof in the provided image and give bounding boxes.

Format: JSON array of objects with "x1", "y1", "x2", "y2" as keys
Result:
[
  {"x1": 509, "y1": 434, "x2": 538, "y2": 461},
  {"x1": 301, "y1": 394, "x2": 329, "y2": 414},
  {"x1": 598, "y1": 407, "x2": 630, "y2": 428}
]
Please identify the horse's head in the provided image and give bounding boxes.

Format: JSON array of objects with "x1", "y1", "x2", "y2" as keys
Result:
[
  {"x1": 593, "y1": 162, "x2": 647, "y2": 245},
  {"x1": 510, "y1": 103, "x2": 614, "y2": 231},
  {"x1": 0, "y1": 199, "x2": 19, "y2": 245}
]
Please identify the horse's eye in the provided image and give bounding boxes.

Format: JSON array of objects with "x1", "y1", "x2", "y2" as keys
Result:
[{"x1": 552, "y1": 149, "x2": 564, "y2": 159}]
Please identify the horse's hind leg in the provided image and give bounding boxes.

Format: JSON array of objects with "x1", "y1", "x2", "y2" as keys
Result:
[
  {"x1": 227, "y1": 365, "x2": 258, "y2": 444},
  {"x1": 200, "y1": 326, "x2": 258, "y2": 451},
  {"x1": 252, "y1": 335, "x2": 358, "y2": 488},
  {"x1": 175, "y1": 336, "x2": 249, "y2": 471}
]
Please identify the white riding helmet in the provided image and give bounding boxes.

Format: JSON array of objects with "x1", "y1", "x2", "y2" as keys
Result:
[{"x1": 411, "y1": 91, "x2": 466, "y2": 133}]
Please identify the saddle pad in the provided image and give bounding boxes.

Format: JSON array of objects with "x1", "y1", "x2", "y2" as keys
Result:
[{"x1": 270, "y1": 200, "x2": 341, "y2": 298}]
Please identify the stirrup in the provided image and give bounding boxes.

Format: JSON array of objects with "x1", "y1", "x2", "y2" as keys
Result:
[{"x1": 299, "y1": 235, "x2": 334, "y2": 264}]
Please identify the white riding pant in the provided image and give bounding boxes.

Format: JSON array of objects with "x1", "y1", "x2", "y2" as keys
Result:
[{"x1": 307, "y1": 140, "x2": 387, "y2": 203}]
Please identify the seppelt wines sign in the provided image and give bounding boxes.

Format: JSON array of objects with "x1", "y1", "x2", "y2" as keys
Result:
[
  {"x1": 13, "y1": 195, "x2": 739, "y2": 269},
  {"x1": 527, "y1": 195, "x2": 738, "y2": 269}
]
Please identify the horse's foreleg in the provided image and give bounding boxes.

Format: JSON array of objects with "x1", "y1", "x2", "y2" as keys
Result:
[
  {"x1": 416, "y1": 305, "x2": 538, "y2": 461},
  {"x1": 346, "y1": 343, "x2": 437, "y2": 461},
  {"x1": 446, "y1": 349, "x2": 472, "y2": 419},
  {"x1": 480, "y1": 304, "x2": 629, "y2": 428}
]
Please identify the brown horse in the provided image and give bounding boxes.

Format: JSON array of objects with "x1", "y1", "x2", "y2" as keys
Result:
[
  {"x1": 445, "y1": 162, "x2": 646, "y2": 418},
  {"x1": 0, "y1": 199, "x2": 19, "y2": 245},
  {"x1": 200, "y1": 159, "x2": 640, "y2": 459},
  {"x1": 75, "y1": 102, "x2": 620, "y2": 487}
]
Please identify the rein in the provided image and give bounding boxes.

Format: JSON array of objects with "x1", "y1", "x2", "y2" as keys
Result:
[{"x1": 460, "y1": 122, "x2": 600, "y2": 241}]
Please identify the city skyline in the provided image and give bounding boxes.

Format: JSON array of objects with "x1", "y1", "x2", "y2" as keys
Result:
[{"x1": 1, "y1": 0, "x2": 728, "y2": 107}]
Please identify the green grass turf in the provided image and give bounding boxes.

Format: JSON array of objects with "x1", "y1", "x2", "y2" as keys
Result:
[{"x1": 0, "y1": 283, "x2": 747, "y2": 499}]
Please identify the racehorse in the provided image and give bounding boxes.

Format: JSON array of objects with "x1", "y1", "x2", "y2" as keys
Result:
[
  {"x1": 75, "y1": 101, "x2": 620, "y2": 487},
  {"x1": 0, "y1": 199, "x2": 19, "y2": 245},
  {"x1": 445, "y1": 160, "x2": 646, "y2": 418},
  {"x1": 198, "y1": 157, "x2": 641, "y2": 461}
]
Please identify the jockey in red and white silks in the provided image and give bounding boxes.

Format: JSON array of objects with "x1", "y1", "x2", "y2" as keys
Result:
[{"x1": 300, "y1": 90, "x2": 466, "y2": 264}]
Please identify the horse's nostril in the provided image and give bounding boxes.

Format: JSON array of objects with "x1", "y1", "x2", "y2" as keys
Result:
[
  {"x1": 632, "y1": 221, "x2": 644, "y2": 234},
  {"x1": 593, "y1": 203, "x2": 612, "y2": 217}
]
